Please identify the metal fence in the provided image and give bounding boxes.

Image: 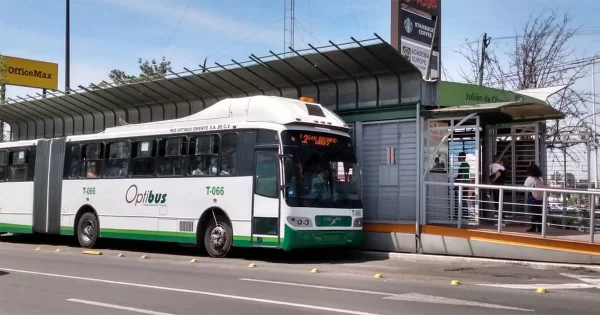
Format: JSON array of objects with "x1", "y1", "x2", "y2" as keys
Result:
[{"x1": 423, "y1": 181, "x2": 600, "y2": 244}]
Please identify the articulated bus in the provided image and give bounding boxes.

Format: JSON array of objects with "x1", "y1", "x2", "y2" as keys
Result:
[{"x1": 0, "y1": 95, "x2": 363, "y2": 257}]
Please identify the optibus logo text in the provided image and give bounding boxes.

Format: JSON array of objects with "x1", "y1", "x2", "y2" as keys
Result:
[{"x1": 125, "y1": 185, "x2": 167, "y2": 206}]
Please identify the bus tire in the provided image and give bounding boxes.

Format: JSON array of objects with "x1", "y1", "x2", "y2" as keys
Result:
[
  {"x1": 203, "y1": 215, "x2": 232, "y2": 258},
  {"x1": 77, "y1": 212, "x2": 99, "y2": 249}
]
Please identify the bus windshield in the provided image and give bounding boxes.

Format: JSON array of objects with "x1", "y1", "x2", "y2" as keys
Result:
[{"x1": 281, "y1": 130, "x2": 361, "y2": 209}]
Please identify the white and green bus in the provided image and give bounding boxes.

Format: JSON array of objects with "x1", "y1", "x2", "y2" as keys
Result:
[{"x1": 0, "y1": 95, "x2": 363, "y2": 257}]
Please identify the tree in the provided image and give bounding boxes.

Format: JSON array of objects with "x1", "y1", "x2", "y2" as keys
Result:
[
  {"x1": 565, "y1": 172, "x2": 577, "y2": 187},
  {"x1": 91, "y1": 56, "x2": 172, "y2": 89},
  {"x1": 455, "y1": 8, "x2": 599, "y2": 150},
  {"x1": 0, "y1": 55, "x2": 8, "y2": 142},
  {"x1": 551, "y1": 171, "x2": 563, "y2": 183},
  {"x1": 0, "y1": 55, "x2": 7, "y2": 86}
]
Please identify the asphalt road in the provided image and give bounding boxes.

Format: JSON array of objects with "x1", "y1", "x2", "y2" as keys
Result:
[{"x1": 1, "y1": 234, "x2": 600, "y2": 315}]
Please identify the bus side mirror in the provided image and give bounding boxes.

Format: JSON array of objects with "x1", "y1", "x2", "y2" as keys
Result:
[{"x1": 279, "y1": 154, "x2": 293, "y2": 188}]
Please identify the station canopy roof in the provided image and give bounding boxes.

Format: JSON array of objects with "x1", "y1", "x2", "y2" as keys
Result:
[
  {"x1": 0, "y1": 33, "x2": 423, "y2": 140},
  {"x1": 424, "y1": 101, "x2": 565, "y2": 123}
]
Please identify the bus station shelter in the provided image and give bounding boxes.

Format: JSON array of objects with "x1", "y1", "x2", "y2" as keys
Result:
[{"x1": 1, "y1": 34, "x2": 584, "y2": 263}]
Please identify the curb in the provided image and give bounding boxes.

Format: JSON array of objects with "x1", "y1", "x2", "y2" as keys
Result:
[{"x1": 358, "y1": 251, "x2": 600, "y2": 272}]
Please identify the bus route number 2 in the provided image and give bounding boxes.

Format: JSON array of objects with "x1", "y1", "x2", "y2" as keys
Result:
[
  {"x1": 83, "y1": 187, "x2": 96, "y2": 195},
  {"x1": 206, "y1": 186, "x2": 225, "y2": 196}
]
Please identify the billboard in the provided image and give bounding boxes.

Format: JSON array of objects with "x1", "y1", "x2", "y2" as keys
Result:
[
  {"x1": 392, "y1": 0, "x2": 441, "y2": 80},
  {"x1": 401, "y1": 0, "x2": 440, "y2": 16},
  {"x1": 401, "y1": 8, "x2": 438, "y2": 47},
  {"x1": 1, "y1": 56, "x2": 58, "y2": 90},
  {"x1": 400, "y1": 38, "x2": 439, "y2": 79}
]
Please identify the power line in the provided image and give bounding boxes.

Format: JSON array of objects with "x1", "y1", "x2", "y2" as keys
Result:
[
  {"x1": 205, "y1": 16, "x2": 285, "y2": 61},
  {"x1": 443, "y1": 26, "x2": 600, "y2": 50},
  {"x1": 163, "y1": 0, "x2": 191, "y2": 53}
]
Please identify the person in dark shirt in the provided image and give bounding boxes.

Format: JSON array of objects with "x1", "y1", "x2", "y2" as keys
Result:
[{"x1": 454, "y1": 152, "x2": 470, "y2": 220}]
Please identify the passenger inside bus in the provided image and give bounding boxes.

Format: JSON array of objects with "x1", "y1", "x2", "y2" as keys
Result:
[{"x1": 86, "y1": 162, "x2": 98, "y2": 178}]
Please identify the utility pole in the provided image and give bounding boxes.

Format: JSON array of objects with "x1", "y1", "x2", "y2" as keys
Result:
[
  {"x1": 593, "y1": 61, "x2": 599, "y2": 191},
  {"x1": 65, "y1": 0, "x2": 71, "y2": 93},
  {"x1": 477, "y1": 33, "x2": 490, "y2": 86},
  {"x1": 283, "y1": 0, "x2": 295, "y2": 58}
]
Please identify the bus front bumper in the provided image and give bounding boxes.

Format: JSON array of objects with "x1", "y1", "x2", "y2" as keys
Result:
[{"x1": 281, "y1": 225, "x2": 364, "y2": 251}]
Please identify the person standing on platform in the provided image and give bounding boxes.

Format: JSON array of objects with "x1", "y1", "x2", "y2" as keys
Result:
[
  {"x1": 524, "y1": 163, "x2": 544, "y2": 233},
  {"x1": 454, "y1": 152, "x2": 470, "y2": 220},
  {"x1": 489, "y1": 155, "x2": 507, "y2": 222}
]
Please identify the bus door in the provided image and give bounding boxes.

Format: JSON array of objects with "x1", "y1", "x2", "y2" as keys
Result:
[{"x1": 251, "y1": 148, "x2": 281, "y2": 247}]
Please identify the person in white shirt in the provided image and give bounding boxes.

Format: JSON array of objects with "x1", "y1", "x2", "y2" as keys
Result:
[
  {"x1": 524, "y1": 163, "x2": 543, "y2": 233},
  {"x1": 488, "y1": 155, "x2": 506, "y2": 220}
]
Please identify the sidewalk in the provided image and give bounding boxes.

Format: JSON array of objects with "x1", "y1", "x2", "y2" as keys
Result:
[{"x1": 359, "y1": 250, "x2": 600, "y2": 272}]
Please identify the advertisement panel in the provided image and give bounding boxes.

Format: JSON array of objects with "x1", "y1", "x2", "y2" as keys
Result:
[
  {"x1": 401, "y1": 8, "x2": 437, "y2": 46},
  {"x1": 400, "y1": 38, "x2": 439, "y2": 79},
  {"x1": 1, "y1": 56, "x2": 58, "y2": 90},
  {"x1": 401, "y1": 0, "x2": 440, "y2": 16}
]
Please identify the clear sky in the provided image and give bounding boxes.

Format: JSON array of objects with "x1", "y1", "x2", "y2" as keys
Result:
[{"x1": 1, "y1": 0, "x2": 599, "y2": 98}]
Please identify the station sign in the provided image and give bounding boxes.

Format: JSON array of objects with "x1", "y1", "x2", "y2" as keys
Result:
[{"x1": 1, "y1": 55, "x2": 58, "y2": 90}]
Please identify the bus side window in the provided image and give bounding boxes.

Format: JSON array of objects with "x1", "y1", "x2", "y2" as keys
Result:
[
  {"x1": 104, "y1": 141, "x2": 131, "y2": 178},
  {"x1": 239, "y1": 131, "x2": 256, "y2": 176},
  {"x1": 131, "y1": 140, "x2": 156, "y2": 177},
  {"x1": 0, "y1": 150, "x2": 8, "y2": 181},
  {"x1": 188, "y1": 134, "x2": 219, "y2": 176},
  {"x1": 220, "y1": 133, "x2": 238, "y2": 176},
  {"x1": 157, "y1": 137, "x2": 186, "y2": 177},
  {"x1": 8, "y1": 150, "x2": 28, "y2": 181},
  {"x1": 255, "y1": 150, "x2": 278, "y2": 198},
  {"x1": 64, "y1": 143, "x2": 81, "y2": 179},
  {"x1": 81, "y1": 143, "x2": 103, "y2": 179}
]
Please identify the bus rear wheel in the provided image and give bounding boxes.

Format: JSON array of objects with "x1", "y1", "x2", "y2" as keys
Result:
[
  {"x1": 77, "y1": 212, "x2": 99, "y2": 249},
  {"x1": 203, "y1": 215, "x2": 232, "y2": 258}
]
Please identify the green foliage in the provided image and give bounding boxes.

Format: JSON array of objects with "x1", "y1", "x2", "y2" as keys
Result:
[
  {"x1": 91, "y1": 56, "x2": 171, "y2": 89},
  {"x1": 0, "y1": 55, "x2": 7, "y2": 86}
]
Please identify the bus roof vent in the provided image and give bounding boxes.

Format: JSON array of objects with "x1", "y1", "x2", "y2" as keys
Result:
[{"x1": 305, "y1": 103, "x2": 325, "y2": 117}]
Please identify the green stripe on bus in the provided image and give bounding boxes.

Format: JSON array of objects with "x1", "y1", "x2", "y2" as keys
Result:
[
  {"x1": 0, "y1": 223, "x2": 33, "y2": 234},
  {"x1": 60, "y1": 226, "x2": 74, "y2": 235},
  {"x1": 60, "y1": 226, "x2": 281, "y2": 248},
  {"x1": 99, "y1": 228, "x2": 196, "y2": 244},
  {"x1": 232, "y1": 235, "x2": 280, "y2": 247}
]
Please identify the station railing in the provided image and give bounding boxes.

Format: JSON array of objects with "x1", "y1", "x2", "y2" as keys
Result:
[{"x1": 423, "y1": 181, "x2": 600, "y2": 244}]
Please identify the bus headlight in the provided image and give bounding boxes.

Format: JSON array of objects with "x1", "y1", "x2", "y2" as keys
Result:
[
  {"x1": 287, "y1": 216, "x2": 313, "y2": 227},
  {"x1": 353, "y1": 218, "x2": 363, "y2": 227}
]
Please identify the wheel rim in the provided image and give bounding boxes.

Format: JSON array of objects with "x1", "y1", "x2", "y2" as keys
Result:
[
  {"x1": 209, "y1": 225, "x2": 227, "y2": 249},
  {"x1": 81, "y1": 220, "x2": 94, "y2": 244}
]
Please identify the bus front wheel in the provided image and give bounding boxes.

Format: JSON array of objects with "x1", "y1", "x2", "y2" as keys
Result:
[
  {"x1": 203, "y1": 215, "x2": 232, "y2": 258},
  {"x1": 77, "y1": 212, "x2": 99, "y2": 249}
]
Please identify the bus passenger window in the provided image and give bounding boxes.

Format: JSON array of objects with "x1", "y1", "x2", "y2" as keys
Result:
[
  {"x1": 188, "y1": 135, "x2": 219, "y2": 176},
  {"x1": 64, "y1": 144, "x2": 81, "y2": 179},
  {"x1": 81, "y1": 143, "x2": 103, "y2": 179},
  {"x1": 255, "y1": 151, "x2": 278, "y2": 198},
  {"x1": 220, "y1": 133, "x2": 238, "y2": 176},
  {"x1": 8, "y1": 150, "x2": 28, "y2": 181},
  {"x1": 157, "y1": 137, "x2": 186, "y2": 177},
  {"x1": 104, "y1": 141, "x2": 130, "y2": 178},
  {"x1": 131, "y1": 140, "x2": 156, "y2": 176},
  {"x1": 0, "y1": 150, "x2": 8, "y2": 181}
]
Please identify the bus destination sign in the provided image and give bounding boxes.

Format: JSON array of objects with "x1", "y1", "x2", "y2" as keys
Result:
[{"x1": 299, "y1": 133, "x2": 338, "y2": 147}]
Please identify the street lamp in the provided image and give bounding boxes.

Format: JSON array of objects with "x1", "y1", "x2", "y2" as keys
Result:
[{"x1": 65, "y1": 0, "x2": 70, "y2": 93}]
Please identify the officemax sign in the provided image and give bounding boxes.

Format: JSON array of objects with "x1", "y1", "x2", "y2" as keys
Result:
[{"x1": 1, "y1": 56, "x2": 58, "y2": 90}]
